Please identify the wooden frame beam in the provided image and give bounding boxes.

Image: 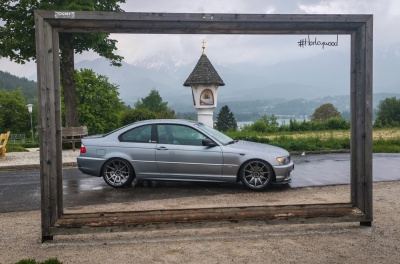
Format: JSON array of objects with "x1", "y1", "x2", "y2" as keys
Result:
[
  {"x1": 51, "y1": 203, "x2": 367, "y2": 236},
  {"x1": 35, "y1": 11, "x2": 373, "y2": 241}
]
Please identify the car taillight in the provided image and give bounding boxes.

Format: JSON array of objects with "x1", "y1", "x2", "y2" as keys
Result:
[{"x1": 80, "y1": 144, "x2": 86, "y2": 154}]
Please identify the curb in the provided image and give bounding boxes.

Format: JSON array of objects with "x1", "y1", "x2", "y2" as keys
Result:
[
  {"x1": 0, "y1": 162, "x2": 77, "y2": 171},
  {"x1": 290, "y1": 149, "x2": 350, "y2": 155}
]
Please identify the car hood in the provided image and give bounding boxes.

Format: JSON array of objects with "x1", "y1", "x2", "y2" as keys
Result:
[{"x1": 225, "y1": 140, "x2": 289, "y2": 156}]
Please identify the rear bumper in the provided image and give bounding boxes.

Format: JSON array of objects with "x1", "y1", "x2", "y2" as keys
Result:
[
  {"x1": 77, "y1": 156, "x2": 105, "y2": 177},
  {"x1": 274, "y1": 162, "x2": 294, "y2": 183}
]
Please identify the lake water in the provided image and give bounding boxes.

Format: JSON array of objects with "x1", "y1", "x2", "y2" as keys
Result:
[{"x1": 237, "y1": 118, "x2": 309, "y2": 129}]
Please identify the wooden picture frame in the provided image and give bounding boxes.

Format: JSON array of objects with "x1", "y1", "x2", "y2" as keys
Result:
[{"x1": 35, "y1": 11, "x2": 373, "y2": 241}]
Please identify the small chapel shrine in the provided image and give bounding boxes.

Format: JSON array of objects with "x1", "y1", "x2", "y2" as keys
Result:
[{"x1": 183, "y1": 40, "x2": 225, "y2": 127}]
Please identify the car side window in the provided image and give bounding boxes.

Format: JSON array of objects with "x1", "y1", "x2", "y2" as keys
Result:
[
  {"x1": 119, "y1": 125, "x2": 152, "y2": 143},
  {"x1": 158, "y1": 124, "x2": 207, "y2": 146},
  {"x1": 157, "y1": 125, "x2": 173, "y2": 144}
]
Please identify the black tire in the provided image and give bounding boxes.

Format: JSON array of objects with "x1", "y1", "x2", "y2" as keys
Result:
[
  {"x1": 102, "y1": 158, "x2": 135, "y2": 188},
  {"x1": 239, "y1": 160, "x2": 273, "y2": 191}
]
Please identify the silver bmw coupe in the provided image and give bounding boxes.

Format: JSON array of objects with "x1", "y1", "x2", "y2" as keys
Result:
[{"x1": 77, "y1": 119, "x2": 294, "y2": 191}]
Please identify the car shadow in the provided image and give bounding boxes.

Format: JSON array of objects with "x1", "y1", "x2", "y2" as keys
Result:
[{"x1": 63, "y1": 171, "x2": 293, "y2": 209}]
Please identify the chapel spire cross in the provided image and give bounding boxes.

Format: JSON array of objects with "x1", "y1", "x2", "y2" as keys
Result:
[{"x1": 202, "y1": 39, "x2": 206, "y2": 55}]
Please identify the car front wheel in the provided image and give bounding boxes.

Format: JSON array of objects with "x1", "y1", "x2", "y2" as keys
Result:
[
  {"x1": 240, "y1": 160, "x2": 273, "y2": 191},
  {"x1": 102, "y1": 158, "x2": 134, "y2": 188}
]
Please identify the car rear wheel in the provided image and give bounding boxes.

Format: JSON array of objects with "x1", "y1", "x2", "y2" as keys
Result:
[
  {"x1": 103, "y1": 158, "x2": 134, "y2": 188},
  {"x1": 240, "y1": 160, "x2": 273, "y2": 191}
]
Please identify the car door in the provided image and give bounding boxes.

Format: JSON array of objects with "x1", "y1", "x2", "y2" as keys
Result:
[
  {"x1": 118, "y1": 124, "x2": 159, "y2": 179},
  {"x1": 155, "y1": 124, "x2": 223, "y2": 180}
]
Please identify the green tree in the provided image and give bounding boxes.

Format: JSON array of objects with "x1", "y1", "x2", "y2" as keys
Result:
[
  {"x1": 311, "y1": 103, "x2": 341, "y2": 122},
  {"x1": 216, "y1": 105, "x2": 237, "y2": 131},
  {"x1": 261, "y1": 114, "x2": 279, "y2": 132},
  {"x1": 374, "y1": 97, "x2": 400, "y2": 127},
  {"x1": 0, "y1": 90, "x2": 31, "y2": 133},
  {"x1": 242, "y1": 114, "x2": 278, "y2": 133},
  {"x1": 0, "y1": 70, "x2": 37, "y2": 102},
  {"x1": 135, "y1": 89, "x2": 168, "y2": 112},
  {"x1": 121, "y1": 108, "x2": 157, "y2": 126},
  {"x1": 247, "y1": 119, "x2": 268, "y2": 133},
  {"x1": 135, "y1": 89, "x2": 175, "y2": 118},
  {"x1": 74, "y1": 69, "x2": 124, "y2": 134},
  {"x1": 0, "y1": 0, "x2": 125, "y2": 127}
]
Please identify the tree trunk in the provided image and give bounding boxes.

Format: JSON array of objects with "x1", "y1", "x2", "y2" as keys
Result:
[{"x1": 60, "y1": 34, "x2": 79, "y2": 127}]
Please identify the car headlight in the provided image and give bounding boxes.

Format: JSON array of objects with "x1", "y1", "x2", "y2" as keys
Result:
[{"x1": 276, "y1": 156, "x2": 290, "y2": 165}]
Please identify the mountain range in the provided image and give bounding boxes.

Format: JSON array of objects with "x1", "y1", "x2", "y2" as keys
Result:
[
  {"x1": 1, "y1": 45, "x2": 398, "y2": 119},
  {"x1": 76, "y1": 46, "x2": 400, "y2": 115}
]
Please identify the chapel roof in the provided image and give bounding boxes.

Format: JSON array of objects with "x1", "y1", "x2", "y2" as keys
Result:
[{"x1": 183, "y1": 53, "x2": 225, "y2": 87}]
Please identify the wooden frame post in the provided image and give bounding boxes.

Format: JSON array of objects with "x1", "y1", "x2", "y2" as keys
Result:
[
  {"x1": 350, "y1": 17, "x2": 373, "y2": 225},
  {"x1": 35, "y1": 11, "x2": 373, "y2": 241},
  {"x1": 35, "y1": 12, "x2": 63, "y2": 241}
]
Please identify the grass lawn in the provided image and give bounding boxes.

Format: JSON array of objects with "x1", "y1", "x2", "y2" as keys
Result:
[{"x1": 227, "y1": 128, "x2": 400, "y2": 153}]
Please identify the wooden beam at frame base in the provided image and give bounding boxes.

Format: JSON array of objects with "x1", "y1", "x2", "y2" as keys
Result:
[{"x1": 43, "y1": 203, "x2": 370, "y2": 240}]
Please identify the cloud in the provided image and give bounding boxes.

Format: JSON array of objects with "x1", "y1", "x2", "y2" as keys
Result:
[
  {"x1": 388, "y1": 0, "x2": 400, "y2": 16},
  {"x1": 297, "y1": 0, "x2": 400, "y2": 48},
  {"x1": 121, "y1": 0, "x2": 278, "y2": 14},
  {"x1": 1, "y1": 0, "x2": 399, "y2": 80},
  {"x1": 298, "y1": 0, "x2": 383, "y2": 14},
  {"x1": 298, "y1": 1, "x2": 356, "y2": 14},
  {"x1": 110, "y1": 1, "x2": 351, "y2": 66}
]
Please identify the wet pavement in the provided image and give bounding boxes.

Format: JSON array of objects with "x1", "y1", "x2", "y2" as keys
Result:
[
  {"x1": 292, "y1": 153, "x2": 400, "y2": 186},
  {"x1": 1, "y1": 153, "x2": 399, "y2": 213}
]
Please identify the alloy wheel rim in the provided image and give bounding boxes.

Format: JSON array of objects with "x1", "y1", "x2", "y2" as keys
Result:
[
  {"x1": 243, "y1": 161, "x2": 270, "y2": 188},
  {"x1": 105, "y1": 160, "x2": 130, "y2": 186}
]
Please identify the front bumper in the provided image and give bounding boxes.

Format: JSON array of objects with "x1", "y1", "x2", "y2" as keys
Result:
[{"x1": 273, "y1": 162, "x2": 294, "y2": 183}]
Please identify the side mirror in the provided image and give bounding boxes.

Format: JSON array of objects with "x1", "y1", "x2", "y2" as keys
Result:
[{"x1": 202, "y1": 138, "x2": 218, "y2": 147}]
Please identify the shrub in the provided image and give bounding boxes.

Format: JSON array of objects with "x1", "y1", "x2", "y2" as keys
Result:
[
  {"x1": 156, "y1": 109, "x2": 176, "y2": 119},
  {"x1": 373, "y1": 138, "x2": 400, "y2": 153},
  {"x1": 120, "y1": 108, "x2": 157, "y2": 126},
  {"x1": 250, "y1": 120, "x2": 268, "y2": 133},
  {"x1": 15, "y1": 258, "x2": 62, "y2": 264},
  {"x1": 325, "y1": 117, "x2": 350, "y2": 130}
]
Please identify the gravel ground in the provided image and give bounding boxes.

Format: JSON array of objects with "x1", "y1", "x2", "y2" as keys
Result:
[{"x1": 1, "y1": 181, "x2": 400, "y2": 264}]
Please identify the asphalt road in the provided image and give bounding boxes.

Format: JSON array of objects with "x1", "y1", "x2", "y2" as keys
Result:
[{"x1": 1, "y1": 153, "x2": 399, "y2": 213}]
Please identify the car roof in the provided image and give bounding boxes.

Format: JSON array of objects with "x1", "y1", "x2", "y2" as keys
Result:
[
  {"x1": 133, "y1": 119, "x2": 200, "y2": 126},
  {"x1": 100, "y1": 119, "x2": 202, "y2": 138}
]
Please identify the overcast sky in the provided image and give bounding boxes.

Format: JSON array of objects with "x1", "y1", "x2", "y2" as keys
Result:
[{"x1": 0, "y1": 0, "x2": 399, "y2": 80}]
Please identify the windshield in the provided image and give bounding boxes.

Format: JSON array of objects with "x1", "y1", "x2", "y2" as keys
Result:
[{"x1": 195, "y1": 123, "x2": 234, "y2": 145}]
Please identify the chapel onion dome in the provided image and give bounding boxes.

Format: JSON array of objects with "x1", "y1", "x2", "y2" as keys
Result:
[{"x1": 183, "y1": 53, "x2": 225, "y2": 87}]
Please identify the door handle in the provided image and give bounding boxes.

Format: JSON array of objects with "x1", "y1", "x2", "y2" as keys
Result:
[{"x1": 157, "y1": 146, "x2": 168, "y2": 150}]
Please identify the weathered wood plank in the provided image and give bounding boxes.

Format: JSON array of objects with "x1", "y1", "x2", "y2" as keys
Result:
[
  {"x1": 363, "y1": 16, "x2": 373, "y2": 221},
  {"x1": 45, "y1": 21, "x2": 58, "y2": 228},
  {"x1": 62, "y1": 126, "x2": 88, "y2": 136},
  {"x1": 350, "y1": 16, "x2": 373, "y2": 223},
  {"x1": 36, "y1": 12, "x2": 61, "y2": 241},
  {"x1": 50, "y1": 203, "x2": 367, "y2": 236},
  {"x1": 35, "y1": 12, "x2": 52, "y2": 239},
  {"x1": 62, "y1": 126, "x2": 88, "y2": 151},
  {"x1": 36, "y1": 10, "x2": 372, "y2": 23},
  {"x1": 34, "y1": 11, "x2": 371, "y2": 34},
  {"x1": 59, "y1": 203, "x2": 355, "y2": 219},
  {"x1": 51, "y1": 216, "x2": 368, "y2": 236},
  {"x1": 53, "y1": 29, "x2": 63, "y2": 218}
]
